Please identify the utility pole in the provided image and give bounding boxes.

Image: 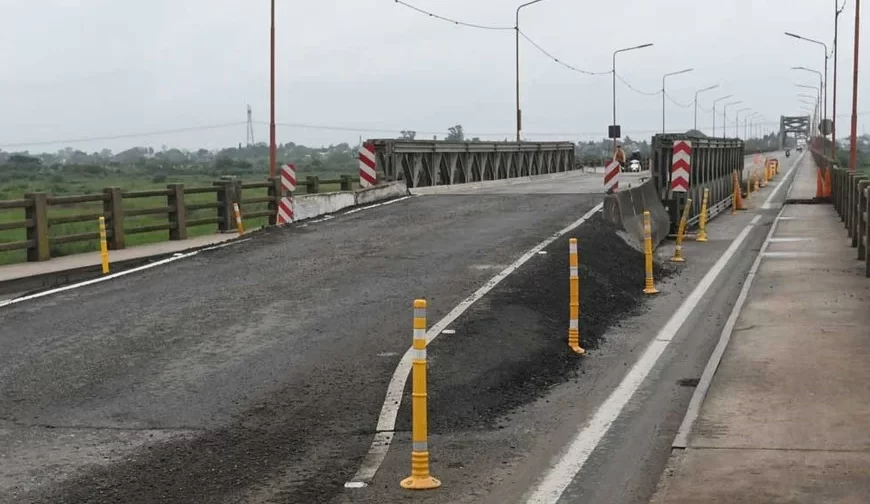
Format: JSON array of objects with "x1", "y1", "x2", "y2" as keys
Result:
[
  {"x1": 850, "y1": 0, "x2": 861, "y2": 171},
  {"x1": 834, "y1": 0, "x2": 845, "y2": 160},
  {"x1": 269, "y1": 0, "x2": 277, "y2": 178}
]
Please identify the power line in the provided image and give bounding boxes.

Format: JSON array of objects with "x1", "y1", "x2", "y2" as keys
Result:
[
  {"x1": 518, "y1": 30, "x2": 610, "y2": 76},
  {"x1": 616, "y1": 74, "x2": 661, "y2": 96},
  {"x1": 665, "y1": 91, "x2": 692, "y2": 108},
  {"x1": 0, "y1": 122, "x2": 247, "y2": 149},
  {"x1": 393, "y1": 0, "x2": 512, "y2": 31}
]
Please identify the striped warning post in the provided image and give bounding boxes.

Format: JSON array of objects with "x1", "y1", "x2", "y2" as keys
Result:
[
  {"x1": 671, "y1": 140, "x2": 692, "y2": 193},
  {"x1": 277, "y1": 196, "x2": 293, "y2": 225},
  {"x1": 604, "y1": 160, "x2": 620, "y2": 193},
  {"x1": 281, "y1": 163, "x2": 297, "y2": 192},
  {"x1": 359, "y1": 143, "x2": 377, "y2": 188}
]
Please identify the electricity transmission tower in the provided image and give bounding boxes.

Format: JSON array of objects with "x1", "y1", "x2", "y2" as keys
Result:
[{"x1": 246, "y1": 105, "x2": 255, "y2": 147}]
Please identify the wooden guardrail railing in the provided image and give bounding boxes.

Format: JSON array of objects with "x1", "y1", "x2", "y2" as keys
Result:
[{"x1": 0, "y1": 174, "x2": 357, "y2": 262}]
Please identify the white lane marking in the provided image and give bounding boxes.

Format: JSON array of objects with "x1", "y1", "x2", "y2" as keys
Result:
[
  {"x1": 345, "y1": 202, "x2": 605, "y2": 488},
  {"x1": 0, "y1": 239, "x2": 251, "y2": 309},
  {"x1": 751, "y1": 215, "x2": 762, "y2": 225},
  {"x1": 441, "y1": 329, "x2": 456, "y2": 335},
  {"x1": 522, "y1": 218, "x2": 758, "y2": 504},
  {"x1": 343, "y1": 196, "x2": 412, "y2": 216},
  {"x1": 762, "y1": 251, "x2": 824, "y2": 258},
  {"x1": 762, "y1": 151, "x2": 804, "y2": 209},
  {"x1": 673, "y1": 207, "x2": 784, "y2": 448},
  {"x1": 769, "y1": 237, "x2": 814, "y2": 243}
]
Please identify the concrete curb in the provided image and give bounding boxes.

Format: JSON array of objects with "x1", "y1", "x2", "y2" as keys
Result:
[
  {"x1": 602, "y1": 180, "x2": 671, "y2": 249},
  {"x1": 409, "y1": 170, "x2": 591, "y2": 195},
  {"x1": 292, "y1": 181, "x2": 409, "y2": 220}
]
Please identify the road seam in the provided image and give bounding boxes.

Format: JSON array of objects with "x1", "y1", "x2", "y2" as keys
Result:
[
  {"x1": 522, "y1": 216, "x2": 760, "y2": 504},
  {"x1": 345, "y1": 202, "x2": 605, "y2": 488}
]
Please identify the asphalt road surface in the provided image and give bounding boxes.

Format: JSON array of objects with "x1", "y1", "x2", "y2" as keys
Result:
[{"x1": 0, "y1": 155, "x2": 780, "y2": 504}]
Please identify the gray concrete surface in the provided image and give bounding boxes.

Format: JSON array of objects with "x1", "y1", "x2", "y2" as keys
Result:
[{"x1": 649, "y1": 155, "x2": 870, "y2": 503}]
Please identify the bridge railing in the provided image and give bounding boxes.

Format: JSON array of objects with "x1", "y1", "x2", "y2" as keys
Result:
[
  {"x1": 0, "y1": 175, "x2": 358, "y2": 263},
  {"x1": 367, "y1": 140, "x2": 576, "y2": 188},
  {"x1": 650, "y1": 134, "x2": 745, "y2": 232},
  {"x1": 831, "y1": 166, "x2": 870, "y2": 277}
]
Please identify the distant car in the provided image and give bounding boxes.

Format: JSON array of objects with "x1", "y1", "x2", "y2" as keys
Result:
[
  {"x1": 628, "y1": 159, "x2": 642, "y2": 172},
  {"x1": 796, "y1": 145, "x2": 804, "y2": 152}
]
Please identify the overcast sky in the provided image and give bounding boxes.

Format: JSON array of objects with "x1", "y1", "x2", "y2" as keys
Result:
[{"x1": 0, "y1": 0, "x2": 865, "y2": 153}]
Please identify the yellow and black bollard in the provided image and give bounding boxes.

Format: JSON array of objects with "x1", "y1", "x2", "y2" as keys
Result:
[
  {"x1": 697, "y1": 189, "x2": 709, "y2": 243},
  {"x1": 568, "y1": 239, "x2": 585, "y2": 355},
  {"x1": 732, "y1": 171, "x2": 738, "y2": 215},
  {"x1": 643, "y1": 211, "x2": 659, "y2": 295},
  {"x1": 233, "y1": 202, "x2": 245, "y2": 235},
  {"x1": 671, "y1": 198, "x2": 692, "y2": 262},
  {"x1": 98, "y1": 216, "x2": 110, "y2": 274},
  {"x1": 401, "y1": 299, "x2": 441, "y2": 491}
]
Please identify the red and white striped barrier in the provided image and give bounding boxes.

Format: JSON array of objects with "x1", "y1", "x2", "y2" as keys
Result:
[
  {"x1": 671, "y1": 140, "x2": 692, "y2": 193},
  {"x1": 281, "y1": 163, "x2": 297, "y2": 192},
  {"x1": 359, "y1": 143, "x2": 377, "y2": 188},
  {"x1": 277, "y1": 196, "x2": 293, "y2": 225},
  {"x1": 604, "y1": 160, "x2": 620, "y2": 193}
]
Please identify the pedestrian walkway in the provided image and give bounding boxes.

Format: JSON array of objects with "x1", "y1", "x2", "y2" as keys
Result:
[
  {"x1": 0, "y1": 233, "x2": 238, "y2": 283},
  {"x1": 650, "y1": 156, "x2": 870, "y2": 503}
]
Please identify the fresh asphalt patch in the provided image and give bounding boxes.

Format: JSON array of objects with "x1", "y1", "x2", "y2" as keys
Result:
[{"x1": 396, "y1": 215, "x2": 674, "y2": 434}]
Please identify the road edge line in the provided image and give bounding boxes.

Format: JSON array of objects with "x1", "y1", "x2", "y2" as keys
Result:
[
  {"x1": 762, "y1": 151, "x2": 804, "y2": 209},
  {"x1": 522, "y1": 216, "x2": 760, "y2": 504},
  {"x1": 671, "y1": 207, "x2": 785, "y2": 449},
  {"x1": 0, "y1": 239, "x2": 251, "y2": 309},
  {"x1": 344, "y1": 202, "x2": 604, "y2": 488}
]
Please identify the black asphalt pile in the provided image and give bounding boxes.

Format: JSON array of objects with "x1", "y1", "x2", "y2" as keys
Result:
[{"x1": 397, "y1": 214, "x2": 673, "y2": 433}]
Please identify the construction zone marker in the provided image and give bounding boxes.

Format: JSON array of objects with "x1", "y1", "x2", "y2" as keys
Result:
[
  {"x1": 643, "y1": 210, "x2": 659, "y2": 295},
  {"x1": 671, "y1": 198, "x2": 692, "y2": 262},
  {"x1": 697, "y1": 189, "x2": 709, "y2": 243},
  {"x1": 568, "y1": 238, "x2": 585, "y2": 355},
  {"x1": 98, "y1": 216, "x2": 110, "y2": 274},
  {"x1": 401, "y1": 299, "x2": 441, "y2": 491}
]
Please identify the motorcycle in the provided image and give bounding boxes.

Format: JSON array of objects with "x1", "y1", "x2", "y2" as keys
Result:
[{"x1": 785, "y1": 149, "x2": 791, "y2": 158}]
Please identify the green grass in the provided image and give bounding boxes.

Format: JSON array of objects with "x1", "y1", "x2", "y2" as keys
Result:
[{"x1": 0, "y1": 173, "x2": 352, "y2": 265}]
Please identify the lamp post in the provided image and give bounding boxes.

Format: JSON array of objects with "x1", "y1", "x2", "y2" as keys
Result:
[
  {"x1": 661, "y1": 68, "x2": 693, "y2": 133},
  {"x1": 711, "y1": 94, "x2": 734, "y2": 137},
  {"x1": 269, "y1": 0, "x2": 277, "y2": 178},
  {"x1": 785, "y1": 32, "x2": 829, "y2": 135},
  {"x1": 612, "y1": 43, "x2": 654, "y2": 150},
  {"x1": 723, "y1": 101, "x2": 743, "y2": 137},
  {"x1": 694, "y1": 84, "x2": 719, "y2": 132},
  {"x1": 797, "y1": 83, "x2": 822, "y2": 135},
  {"x1": 849, "y1": 0, "x2": 860, "y2": 172},
  {"x1": 515, "y1": 0, "x2": 549, "y2": 142},
  {"x1": 735, "y1": 108, "x2": 751, "y2": 138},
  {"x1": 834, "y1": 0, "x2": 846, "y2": 160}
]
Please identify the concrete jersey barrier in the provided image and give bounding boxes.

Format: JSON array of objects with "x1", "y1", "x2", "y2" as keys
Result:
[
  {"x1": 292, "y1": 181, "x2": 410, "y2": 222},
  {"x1": 603, "y1": 179, "x2": 671, "y2": 249}
]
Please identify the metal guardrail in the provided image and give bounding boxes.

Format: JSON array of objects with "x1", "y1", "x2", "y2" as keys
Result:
[
  {"x1": 831, "y1": 167, "x2": 870, "y2": 277},
  {"x1": 650, "y1": 134, "x2": 745, "y2": 232},
  {"x1": 0, "y1": 175, "x2": 357, "y2": 263},
  {"x1": 367, "y1": 140, "x2": 576, "y2": 188}
]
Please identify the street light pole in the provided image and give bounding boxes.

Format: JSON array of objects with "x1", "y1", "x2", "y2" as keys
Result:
[
  {"x1": 611, "y1": 43, "x2": 654, "y2": 151},
  {"x1": 711, "y1": 95, "x2": 734, "y2": 137},
  {"x1": 694, "y1": 84, "x2": 719, "y2": 132},
  {"x1": 834, "y1": 0, "x2": 846, "y2": 160},
  {"x1": 735, "y1": 108, "x2": 751, "y2": 138},
  {"x1": 785, "y1": 32, "x2": 829, "y2": 138},
  {"x1": 662, "y1": 68, "x2": 693, "y2": 133},
  {"x1": 849, "y1": 0, "x2": 860, "y2": 171},
  {"x1": 269, "y1": 0, "x2": 277, "y2": 178},
  {"x1": 515, "y1": 0, "x2": 548, "y2": 143},
  {"x1": 723, "y1": 101, "x2": 743, "y2": 137}
]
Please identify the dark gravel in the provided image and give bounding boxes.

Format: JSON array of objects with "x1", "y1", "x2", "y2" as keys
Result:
[{"x1": 397, "y1": 215, "x2": 673, "y2": 433}]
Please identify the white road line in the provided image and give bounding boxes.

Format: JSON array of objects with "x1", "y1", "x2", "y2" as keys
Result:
[
  {"x1": 769, "y1": 237, "x2": 814, "y2": 243},
  {"x1": 0, "y1": 239, "x2": 251, "y2": 309},
  {"x1": 345, "y1": 202, "x2": 605, "y2": 488},
  {"x1": 343, "y1": 195, "x2": 412, "y2": 215},
  {"x1": 762, "y1": 151, "x2": 804, "y2": 209},
  {"x1": 522, "y1": 217, "x2": 759, "y2": 504},
  {"x1": 672, "y1": 208, "x2": 784, "y2": 449}
]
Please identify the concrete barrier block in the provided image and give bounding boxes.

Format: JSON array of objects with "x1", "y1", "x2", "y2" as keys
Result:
[
  {"x1": 292, "y1": 192, "x2": 356, "y2": 221},
  {"x1": 602, "y1": 180, "x2": 671, "y2": 249},
  {"x1": 354, "y1": 181, "x2": 409, "y2": 206}
]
